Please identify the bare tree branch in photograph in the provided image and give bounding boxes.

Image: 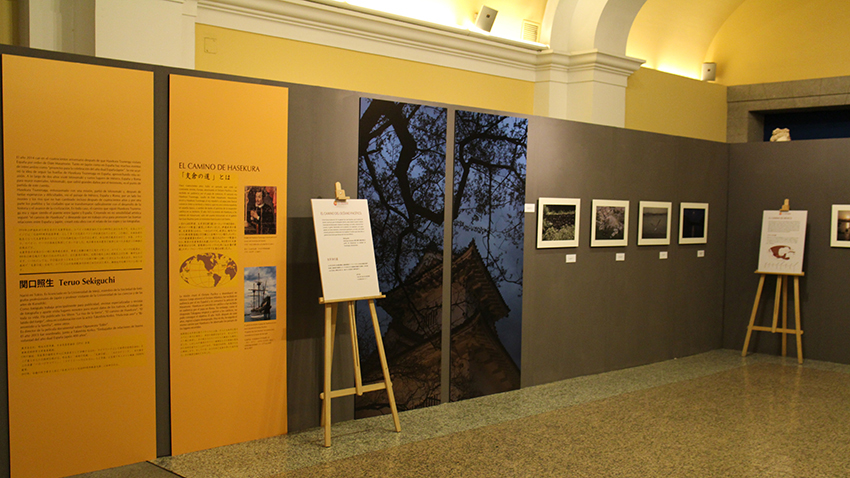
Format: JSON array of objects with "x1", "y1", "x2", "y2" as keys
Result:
[{"x1": 356, "y1": 98, "x2": 448, "y2": 415}]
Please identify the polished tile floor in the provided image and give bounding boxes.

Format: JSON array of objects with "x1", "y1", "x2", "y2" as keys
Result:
[{"x1": 70, "y1": 350, "x2": 850, "y2": 478}]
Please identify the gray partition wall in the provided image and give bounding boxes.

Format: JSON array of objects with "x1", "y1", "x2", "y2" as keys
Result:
[
  {"x1": 522, "y1": 118, "x2": 730, "y2": 387},
  {"x1": 724, "y1": 139, "x2": 850, "y2": 363},
  {"x1": 285, "y1": 107, "x2": 733, "y2": 424},
  {"x1": 285, "y1": 86, "x2": 362, "y2": 431}
]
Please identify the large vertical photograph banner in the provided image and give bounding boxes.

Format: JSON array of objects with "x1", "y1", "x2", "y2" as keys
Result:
[
  {"x1": 2, "y1": 55, "x2": 156, "y2": 478},
  {"x1": 168, "y1": 75, "x2": 288, "y2": 454},
  {"x1": 357, "y1": 98, "x2": 447, "y2": 416},
  {"x1": 451, "y1": 110, "x2": 526, "y2": 401}
]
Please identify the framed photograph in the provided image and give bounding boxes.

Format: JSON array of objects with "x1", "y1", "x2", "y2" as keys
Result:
[
  {"x1": 638, "y1": 201, "x2": 672, "y2": 246},
  {"x1": 591, "y1": 199, "x2": 629, "y2": 247},
  {"x1": 679, "y1": 202, "x2": 709, "y2": 244},
  {"x1": 831, "y1": 204, "x2": 850, "y2": 248},
  {"x1": 537, "y1": 198, "x2": 581, "y2": 248}
]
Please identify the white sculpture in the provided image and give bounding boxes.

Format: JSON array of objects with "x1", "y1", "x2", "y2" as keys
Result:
[{"x1": 770, "y1": 128, "x2": 791, "y2": 142}]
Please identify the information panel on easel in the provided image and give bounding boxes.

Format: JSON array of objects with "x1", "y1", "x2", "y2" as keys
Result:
[
  {"x1": 757, "y1": 210, "x2": 808, "y2": 275},
  {"x1": 311, "y1": 198, "x2": 380, "y2": 301},
  {"x1": 310, "y1": 196, "x2": 400, "y2": 447},
  {"x1": 744, "y1": 206, "x2": 808, "y2": 364}
]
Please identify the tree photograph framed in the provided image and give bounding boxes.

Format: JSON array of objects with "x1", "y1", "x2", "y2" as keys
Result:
[
  {"x1": 591, "y1": 199, "x2": 629, "y2": 247},
  {"x1": 537, "y1": 197, "x2": 580, "y2": 248},
  {"x1": 637, "y1": 201, "x2": 672, "y2": 246},
  {"x1": 831, "y1": 204, "x2": 850, "y2": 248},
  {"x1": 678, "y1": 202, "x2": 709, "y2": 244}
]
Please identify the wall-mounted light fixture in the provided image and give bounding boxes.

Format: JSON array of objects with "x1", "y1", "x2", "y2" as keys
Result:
[
  {"x1": 701, "y1": 62, "x2": 716, "y2": 81},
  {"x1": 475, "y1": 6, "x2": 498, "y2": 32}
]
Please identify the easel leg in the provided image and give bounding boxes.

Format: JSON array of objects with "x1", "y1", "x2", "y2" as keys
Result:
[
  {"x1": 781, "y1": 275, "x2": 788, "y2": 357},
  {"x1": 770, "y1": 275, "x2": 782, "y2": 333},
  {"x1": 321, "y1": 304, "x2": 338, "y2": 428},
  {"x1": 322, "y1": 303, "x2": 337, "y2": 447},
  {"x1": 368, "y1": 299, "x2": 401, "y2": 432},
  {"x1": 330, "y1": 303, "x2": 338, "y2": 358},
  {"x1": 794, "y1": 277, "x2": 803, "y2": 364},
  {"x1": 742, "y1": 275, "x2": 766, "y2": 357},
  {"x1": 348, "y1": 301, "x2": 363, "y2": 395}
]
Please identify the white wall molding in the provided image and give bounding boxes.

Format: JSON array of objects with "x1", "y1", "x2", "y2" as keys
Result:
[
  {"x1": 21, "y1": 0, "x2": 644, "y2": 125},
  {"x1": 200, "y1": 0, "x2": 638, "y2": 83},
  {"x1": 198, "y1": 0, "x2": 546, "y2": 81},
  {"x1": 198, "y1": 0, "x2": 643, "y2": 121}
]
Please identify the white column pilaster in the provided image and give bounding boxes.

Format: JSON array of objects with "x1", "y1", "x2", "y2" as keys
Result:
[
  {"x1": 535, "y1": 49, "x2": 644, "y2": 127},
  {"x1": 94, "y1": 0, "x2": 195, "y2": 68},
  {"x1": 23, "y1": 0, "x2": 95, "y2": 54}
]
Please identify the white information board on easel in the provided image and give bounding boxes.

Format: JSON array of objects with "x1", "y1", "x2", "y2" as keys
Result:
[
  {"x1": 311, "y1": 191, "x2": 400, "y2": 447},
  {"x1": 744, "y1": 201, "x2": 808, "y2": 364},
  {"x1": 311, "y1": 198, "x2": 381, "y2": 302},
  {"x1": 756, "y1": 209, "x2": 808, "y2": 275}
]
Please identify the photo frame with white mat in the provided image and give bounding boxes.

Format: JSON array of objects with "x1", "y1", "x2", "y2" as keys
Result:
[
  {"x1": 831, "y1": 204, "x2": 850, "y2": 248},
  {"x1": 537, "y1": 197, "x2": 580, "y2": 248},
  {"x1": 637, "y1": 201, "x2": 672, "y2": 246},
  {"x1": 591, "y1": 199, "x2": 629, "y2": 247},
  {"x1": 679, "y1": 202, "x2": 708, "y2": 244}
]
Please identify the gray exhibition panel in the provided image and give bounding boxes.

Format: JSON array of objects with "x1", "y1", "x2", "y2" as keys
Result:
[
  {"x1": 523, "y1": 118, "x2": 730, "y2": 387},
  {"x1": 724, "y1": 139, "x2": 850, "y2": 363},
  {"x1": 286, "y1": 86, "x2": 362, "y2": 431}
]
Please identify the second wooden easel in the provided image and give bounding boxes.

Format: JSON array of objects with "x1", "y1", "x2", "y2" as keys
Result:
[{"x1": 741, "y1": 199, "x2": 804, "y2": 364}]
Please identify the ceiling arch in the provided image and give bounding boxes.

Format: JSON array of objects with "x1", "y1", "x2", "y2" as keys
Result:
[
  {"x1": 546, "y1": 0, "x2": 647, "y2": 56},
  {"x1": 625, "y1": 0, "x2": 747, "y2": 79}
]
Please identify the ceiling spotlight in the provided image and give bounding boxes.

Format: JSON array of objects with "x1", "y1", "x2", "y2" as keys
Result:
[{"x1": 475, "y1": 6, "x2": 498, "y2": 32}]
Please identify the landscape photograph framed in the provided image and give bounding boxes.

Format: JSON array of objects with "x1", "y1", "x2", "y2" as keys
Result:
[
  {"x1": 831, "y1": 204, "x2": 850, "y2": 248},
  {"x1": 637, "y1": 201, "x2": 672, "y2": 246},
  {"x1": 537, "y1": 197, "x2": 581, "y2": 248},
  {"x1": 591, "y1": 199, "x2": 629, "y2": 247},
  {"x1": 678, "y1": 202, "x2": 708, "y2": 244}
]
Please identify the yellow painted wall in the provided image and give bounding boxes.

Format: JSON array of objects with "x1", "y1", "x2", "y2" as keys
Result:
[
  {"x1": 1, "y1": 0, "x2": 18, "y2": 45},
  {"x1": 625, "y1": 67, "x2": 727, "y2": 143},
  {"x1": 195, "y1": 24, "x2": 534, "y2": 115},
  {"x1": 706, "y1": 0, "x2": 850, "y2": 85}
]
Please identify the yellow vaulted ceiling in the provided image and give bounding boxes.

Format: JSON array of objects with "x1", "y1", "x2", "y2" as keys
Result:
[
  {"x1": 625, "y1": 0, "x2": 747, "y2": 80},
  {"x1": 629, "y1": 0, "x2": 850, "y2": 84}
]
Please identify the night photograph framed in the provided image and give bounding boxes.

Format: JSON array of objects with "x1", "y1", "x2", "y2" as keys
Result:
[
  {"x1": 831, "y1": 204, "x2": 850, "y2": 248},
  {"x1": 678, "y1": 202, "x2": 708, "y2": 244},
  {"x1": 537, "y1": 197, "x2": 581, "y2": 248},
  {"x1": 637, "y1": 201, "x2": 672, "y2": 246},
  {"x1": 591, "y1": 199, "x2": 629, "y2": 247}
]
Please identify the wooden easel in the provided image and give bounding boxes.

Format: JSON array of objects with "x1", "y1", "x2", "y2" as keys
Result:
[
  {"x1": 741, "y1": 199, "x2": 804, "y2": 364},
  {"x1": 318, "y1": 183, "x2": 401, "y2": 447}
]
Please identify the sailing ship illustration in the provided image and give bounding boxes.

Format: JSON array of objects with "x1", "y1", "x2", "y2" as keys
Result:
[{"x1": 249, "y1": 272, "x2": 271, "y2": 320}]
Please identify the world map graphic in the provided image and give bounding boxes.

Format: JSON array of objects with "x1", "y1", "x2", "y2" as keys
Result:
[{"x1": 179, "y1": 253, "x2": 238, "y2": 288}]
